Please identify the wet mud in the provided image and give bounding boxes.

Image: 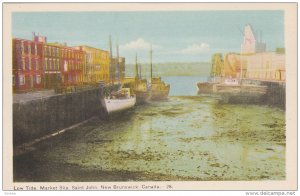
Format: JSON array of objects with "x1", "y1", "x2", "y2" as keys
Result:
[{"x1": 14, "y1": 96, "x2": 285, "y2": 181}]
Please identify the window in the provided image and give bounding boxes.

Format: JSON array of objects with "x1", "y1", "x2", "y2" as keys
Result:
[
  {"x1": 36, "y1": 75, "x2": 41, "y2": 84},
  {"x1": 64, "y1": 60, "x2": 68, "y2": 71},
  {"x1": 28, "y1": 44, "x2": 31, "y2": 55},
  {"x1": 25, "y1": 60, "x2": 29, "y2": 70},
  {"x1": 19, "y1": 75, "x2": 25, "y2": 85},
  {"x1": 57, "y1": 59, "x2": 60, "y2": 70},
  {"x1": 44, "y1": 46, "x2": 47, "y2": 56},
  {"x1": 49, "y1": 47, "x2": 52, "y2": 56},
  {"x1": 36, "y1": 59, "x2": 39, "y2": 70},
  {"x1": 34, "y1": 44, "x2": 37, "y2": 55},
  {"x1": 54, "y1": 59, "x2": 56, "y2": 70},
  {"x1": 49, "y1": 59, "x2": 52, "y2": 70},
  {"x1": 53, "y1": 59, "x2": 55, "y2": 70},
  {"x1": 44, "y1": 58, "x2": 48, "y2": 70},
  {"x1": 29, "y1": 58, "x2": 31, "y2": 70},
  {"x1": 22, "y1": 58, "x2": 25, "y2": 70},
  {"x1": 56, "y1": 59, "x2": 59, "y2": 70},
  {"x1": 21, "y1": 41, "x2": 24, "y2": 55}
]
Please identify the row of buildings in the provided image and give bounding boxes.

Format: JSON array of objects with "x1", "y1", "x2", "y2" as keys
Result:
[
  {"x1": 13, "y1": 33, "x2": 125, "y2": 93},
  {"x1": 211, "y1": 25, "x2": 285, "y2": 82}
]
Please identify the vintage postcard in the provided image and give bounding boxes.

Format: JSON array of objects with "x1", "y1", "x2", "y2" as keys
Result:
[{"x1": 2, "y1": 2, "x2": 297, "y2": 191}]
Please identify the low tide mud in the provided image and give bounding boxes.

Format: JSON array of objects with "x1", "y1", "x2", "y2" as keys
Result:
[{"x1": 14, "y1": 96, "x2": 285, "y2": 181}]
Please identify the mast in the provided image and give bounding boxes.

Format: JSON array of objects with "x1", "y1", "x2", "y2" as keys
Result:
[
  {"x1": 135, "y1": 53, "x2": 139, "y2": 79},
  {"x1": 240, "y1": 58, "x2": 243, "y2": 82},
  {"x1": 116, "y1": 41, "x2": 120, "y2": 86},
  {"x1": 139, "y1": 62, "x2": 142, "y2": 79},
  {"x1": 109, "y1": 35, "x2": 114, "y2": 85},
  {"x1": 150, "y1": 44, "x2": 153, "y2": 79}
]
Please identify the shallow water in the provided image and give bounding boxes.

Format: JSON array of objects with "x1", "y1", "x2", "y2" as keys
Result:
[{"x1": 14, "y1": 95, "x2": 285, "y2": 181}]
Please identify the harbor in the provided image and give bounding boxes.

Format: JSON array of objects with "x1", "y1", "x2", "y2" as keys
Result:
[
  {"x1": 14, "y1": 79, "x2": 285, "y2": 181},
  {"x1": 11, "y1": 11, "x2": 288, "y2": 183}
]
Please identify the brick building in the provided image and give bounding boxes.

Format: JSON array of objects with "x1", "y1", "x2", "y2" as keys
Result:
[
  {"x1": 74, "y1": 46, "x2": 110, "y2": 84},
  {"x1": 12, "y1": 38, "x2": 44, "y2": 93},
  {"x1": 43, "y1": 43, "x2": 62, "y2": 88},
  {"x1": 60, "y1": 45, "x2": 85, "y2": 86}
]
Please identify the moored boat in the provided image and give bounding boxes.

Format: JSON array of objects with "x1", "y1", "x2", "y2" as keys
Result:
[
  {"x1": 197, "y1": 53, "x2": 224, "y2": 94},
  {"x1": 150, "y1": 77, "x2": 170, "y2": 100},
  {"x1": 101, "y1": 88, "x2": 136, "y2": 114},
  {"x1": 101, "y1": 36, "x2": 136, "y2": 114},
  {"x1": 131, "y1": 54, "x2": 151, "y2": 104},
  {"x1": 149, "y1": 46, "x2": 170, "y2": 100}
]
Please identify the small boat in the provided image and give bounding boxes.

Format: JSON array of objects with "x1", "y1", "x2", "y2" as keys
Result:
[
  {"x1": 197, "y1": 54, "x2": 225, "y2": 94},
  {"x1": 150, "y1": 77, "x2": 170, "y2": 100},
  {"x1": 101, "y1": 36, "x2": 136, "y2": 114},
  {"x1": 101, "y1": 88, "x2": 136, "y2": 114},
  {"x1": 131, "y1": 54, "x2": 151, "y2": 104},
  {"x1": 133, "y1": 80, "x2": 151, "y2": 104},
  {"x1": 149, "y1": 46, "x2": 170, "y2": 100},
  {"x1": 197, "y1": 76, "x2": 222, "y2": 94}
]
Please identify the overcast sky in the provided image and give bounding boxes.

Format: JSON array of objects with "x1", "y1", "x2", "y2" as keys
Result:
[{"x1": 12, "y1": 11, "x2": 284, "y2": 64}]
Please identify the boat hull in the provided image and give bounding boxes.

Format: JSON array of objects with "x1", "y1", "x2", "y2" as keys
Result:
[
  {"x1": 150, "y1": 89, "x2": 169, "y2": 100},
  {"x1": 101, "y1": 96, "x2": 136, "y2": 114},
  {"x1": 197, "y1": 82, "x2": 216, "y2": 94},
  {"x1": 135, "y1": 90, "x2": 151, "y2": 104}
]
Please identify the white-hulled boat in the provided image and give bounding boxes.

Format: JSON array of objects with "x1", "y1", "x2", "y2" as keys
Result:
[
  {"x1": 101, "y1": 88, "x2": 136, "y2": 114},
  {"x1": 101, "y1": 36, "x2": 136, "y2": 115}
]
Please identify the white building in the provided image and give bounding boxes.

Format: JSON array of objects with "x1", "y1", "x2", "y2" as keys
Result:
[{"x1": 241, "y1": 24, "x2": 266, "y2": 54}]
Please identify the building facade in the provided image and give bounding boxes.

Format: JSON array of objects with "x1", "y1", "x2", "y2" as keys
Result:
[
  {"x1": 13, "y1": 38, "x2": 44, "y2": 92},
  {"x1": 13, "y1": 35, "x2": 126, "y2": 93},
  {"x1": 223, "y1": 51, "x2": 285, "y2": 81},
  {"x1": 43, "y1": 43, "x2": 62, "y2": 89},
  {"x1": 60, "y1": 45, "x2": 85, "y2": 86},
  {"x1": 75, "y1": 46, "x2": 110, "y2": 84},
  {"x1": 243, "y1": 51, "x2": 285, "y2": 81}
]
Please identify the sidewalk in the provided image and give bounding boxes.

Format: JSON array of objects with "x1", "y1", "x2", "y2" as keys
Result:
[{"x1": 13, "y1": 90, "x2": 56, "y2": 103}]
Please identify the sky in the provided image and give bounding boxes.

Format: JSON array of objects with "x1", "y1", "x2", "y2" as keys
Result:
[{"x1": 12, "y1": 11, "x2": 284, "y2": 64}]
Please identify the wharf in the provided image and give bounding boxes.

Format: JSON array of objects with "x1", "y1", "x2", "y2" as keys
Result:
[
  {"x1": 13, "y1": 86, "x2": 106, "y2": 146},
  {"x1": 13, "y1": 90, "x2": 56, "y2": 103},
  {"x1": 197, "y1": 79, "x2": 285, "y2": 107}
]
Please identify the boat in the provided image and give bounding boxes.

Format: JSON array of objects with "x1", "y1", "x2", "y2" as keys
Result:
[
  {"x1": 197, "y1": 53, "x2": 223, "y2": 94},
  {"x1": 197, "y1": 76, "x2": 222, "y2": 94},
  {"x1": 130, "y1": 54, "x2": 151, "y2": 104},
  {"x1": 100, "y1": 36, "x2": 136, "y2": 114},
  {"x1": 149, "y1": 46, "x2": 170, "y2": 100},
  {"x1": 101, "y1": 88, "x2": 136, "y2": 114},
  {"x1": 150, "y1": 77, "x2": 170, "y2": 100}
]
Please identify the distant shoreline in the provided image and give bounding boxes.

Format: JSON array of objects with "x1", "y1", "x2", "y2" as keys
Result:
[{"x1": 125, "y1": 61, "x2": 211, "y2": 77}]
